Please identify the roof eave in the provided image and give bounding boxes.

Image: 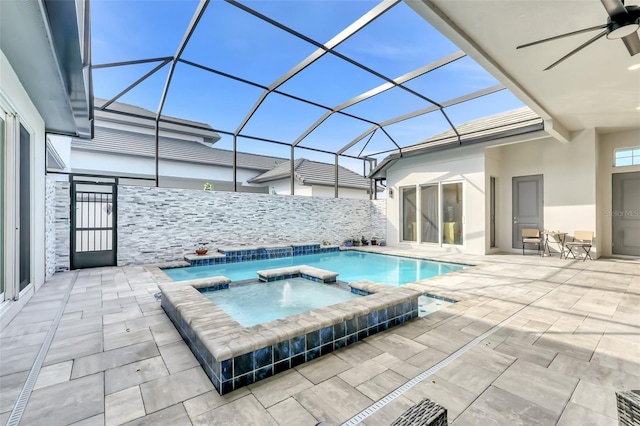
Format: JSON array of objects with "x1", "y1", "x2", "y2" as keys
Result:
[{"x1": 369, "y1": 121, "x2": 546, "y2": 179}]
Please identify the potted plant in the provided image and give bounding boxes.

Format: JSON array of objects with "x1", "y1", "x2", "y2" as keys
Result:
[
  {"x1": 195, "y1": 243, "x2": 208, "y2": 255},
  {"x1": 371, "y1": 237, "x2": 378, "y2": 246},
  {"x1": 353, "y1": 238, "x2": 361, "y2": 247},
  {"x1": 379, "y1": 239, "x2": 386, "y2": 246},
  {"x1": 361, "y1": 236, "x2": 369, "y2": 246},
  {"x1": 344, "y1": 239, "x2": 353, "y2": 247}
]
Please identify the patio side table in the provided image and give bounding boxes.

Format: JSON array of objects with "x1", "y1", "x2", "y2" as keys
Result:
[{"x1": 542, "y1": 231, "x2": 567, "y2": 257}]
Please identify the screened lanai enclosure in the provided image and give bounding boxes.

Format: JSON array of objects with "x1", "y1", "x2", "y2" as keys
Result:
[{"x1": 89, "y1": 0, "x2": 527, "y2": 196}]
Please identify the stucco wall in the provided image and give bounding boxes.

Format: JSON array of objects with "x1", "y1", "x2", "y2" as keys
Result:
[
  {"x1": 492, "y1": 130, "x2": 598, "y2": 255},
  {"x1": 117, "y1": 186, "x2": 387, "y2": 265},
  {"x1": 385, "y1": 145, "x2": 487, "y2": 254},
  {"x1": 597, "y1": 128, "x2": 640, "y2": 256}
]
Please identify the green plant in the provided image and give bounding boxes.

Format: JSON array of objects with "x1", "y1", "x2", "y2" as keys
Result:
[{"x1": 203, "y1": 182, "x2": 213, "y2": 191}]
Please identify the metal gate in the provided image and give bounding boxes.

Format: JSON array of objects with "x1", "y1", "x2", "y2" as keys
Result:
[{"x1": 71, "y1": 180, "x2": 117, "y2": 269}]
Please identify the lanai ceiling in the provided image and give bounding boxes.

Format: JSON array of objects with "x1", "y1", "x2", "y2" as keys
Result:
[{"x1": 409, "y1": 0, "x2": 640, "y2": 136}]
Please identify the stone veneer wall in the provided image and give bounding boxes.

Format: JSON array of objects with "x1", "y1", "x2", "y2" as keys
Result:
[
  {"x1": 45, "y1": 177, "x2": 56, "y2": 279},
  {"x1": 53, "y1": 180, "x2": 71, "y2": 272},
  {"x1": 370, "y1": 199, "x2": 386, "y2": 240},
  {"x1": 118, "y1": 186, "x2": 387, "y2": 265}
]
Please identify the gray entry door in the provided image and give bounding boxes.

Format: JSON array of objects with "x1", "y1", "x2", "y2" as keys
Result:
[
  {"x1": 512, "y1": 175, "x2": 543, "y2": 249},
  {"x1": 612, "y1": 172, "x2": 640, "y2": 256}
]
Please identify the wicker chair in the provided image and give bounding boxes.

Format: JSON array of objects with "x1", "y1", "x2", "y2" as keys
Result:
[
  {"x1": 616, "y1": 390, "x2": 640, "y2": 426},
  {"x1": 390, "y1": 398, "x2": 447, "y2": 426}
]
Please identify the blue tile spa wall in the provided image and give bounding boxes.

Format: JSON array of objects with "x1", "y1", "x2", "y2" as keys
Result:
[
  {"x1": 162, "y1": 296, "x2": 419, "y2": 395},
  {"x1": 187, "y1": 244, "x2": 340, "y2": 266}
]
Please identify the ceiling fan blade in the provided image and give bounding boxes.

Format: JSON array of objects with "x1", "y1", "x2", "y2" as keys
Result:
[
  {"x1": 601, "y1": 0, "x2": 627, "y2": 18},
  {"x1": 622, "y1": 31, "x2": 640, "y2": 55},
  {"x1": 517, "y1": 24, "x2": 608, "y2": 49},
  {"x1": 545, "y1": 29, "x2": 609, "y2": 70}
]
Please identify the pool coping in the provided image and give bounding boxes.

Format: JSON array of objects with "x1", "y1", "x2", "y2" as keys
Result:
[{"x1": 158, "y1": 270, "x2": 420, "y2": 394}]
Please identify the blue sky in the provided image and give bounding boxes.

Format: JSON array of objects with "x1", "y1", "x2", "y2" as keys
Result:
[{"x1": 91, "y1": 0, "x2": 525, "y2": 171}]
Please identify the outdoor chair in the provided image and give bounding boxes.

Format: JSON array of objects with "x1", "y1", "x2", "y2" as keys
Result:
[
  {"x1": 390, "y1": 398, "x2": 447, "y2": 426},
  {"x1": 522, "y1": 228, "x2": 542, "y2": 255},
  {"x1": 564, "y1": 231, "x2": 593, "y2": 261}
]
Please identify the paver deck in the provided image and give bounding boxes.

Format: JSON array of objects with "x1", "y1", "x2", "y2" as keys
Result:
[{"x1": 1, "y1": 248, "x2": 638, "y2": 425}]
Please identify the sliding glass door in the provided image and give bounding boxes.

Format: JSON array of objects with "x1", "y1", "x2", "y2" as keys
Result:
[
  {"x1": 0, "y1": 114, "x2": 4, "y2": 300},
  {"x1": 442, "y1": 182, "x2": 463, "y2": 245},
  {"x1": 400, "y1": 182, "x2": 464, "y2": 246},
  {"x1": 19, "y1": 124, "x2": 31, "y2": 291},
  {"x1": 420, "y1": 185, "x2": 439, "y2": 243},
  {"x1": 402, "y1": 187, "x2": 417, "y2": 242}
]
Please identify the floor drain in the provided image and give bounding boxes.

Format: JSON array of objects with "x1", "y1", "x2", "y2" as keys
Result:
[
  {"x1": 342, "y1": 285, "x2": 560, "y2": 425},
  {"x1": 6, "y1": 271, "x2": 79, "y2": 426}
]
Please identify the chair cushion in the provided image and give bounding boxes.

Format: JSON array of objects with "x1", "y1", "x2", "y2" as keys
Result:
[{"x1": 523, "y1": 238, "x2": 541, "y2": 243}]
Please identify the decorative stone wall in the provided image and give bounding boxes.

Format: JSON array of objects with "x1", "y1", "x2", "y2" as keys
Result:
[
  {"x1": 53, "y1": 181, "x2": 71, "y2": 272},
  {"x1": 117, "y1": 186, "x2": 387, "y2": 265},
  {"x1": 45, "y1": 178, "x2": 56, "y2": 279},
  {"x1": 370, "y1": 199, "x2": 387, "y2": 240}
]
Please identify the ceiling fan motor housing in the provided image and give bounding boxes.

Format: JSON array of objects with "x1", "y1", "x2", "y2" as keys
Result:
[{"x1": 606, "y1": 5, "x2": 640, "y2": 39}]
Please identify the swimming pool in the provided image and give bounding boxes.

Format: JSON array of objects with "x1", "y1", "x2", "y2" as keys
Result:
[
  {"x1": 164, "y1": 251, "x2": 466, "y2": 286},
  {"x1": 201, "y1": 278, "x2": 360, "y2": 327}
]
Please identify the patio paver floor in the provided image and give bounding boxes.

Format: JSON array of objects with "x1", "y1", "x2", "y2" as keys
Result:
[{"x1": 1, "y1": 248, "x2": 638, "y2": 425}]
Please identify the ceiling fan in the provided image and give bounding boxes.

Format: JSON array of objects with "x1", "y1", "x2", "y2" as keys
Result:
[{"x1": 517, "y1": 0, "x2": 640, "y2": 70}]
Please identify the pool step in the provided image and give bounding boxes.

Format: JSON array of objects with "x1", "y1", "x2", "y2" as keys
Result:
[{"x1": 257, "y1": 265, "x2": 339, "y2": 284}]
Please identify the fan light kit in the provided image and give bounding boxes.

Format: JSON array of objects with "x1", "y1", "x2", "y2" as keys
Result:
[{"x1": 518, "y1": 0, "x2": 640, "y2": 70}]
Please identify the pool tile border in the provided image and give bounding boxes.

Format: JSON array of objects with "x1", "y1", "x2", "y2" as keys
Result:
[
  {"x1": 159, "y1": 277, "x2": 419, "y2": 395},
  {"x1": 182, "y1": 243, "x2": 340, "y2": 267}
]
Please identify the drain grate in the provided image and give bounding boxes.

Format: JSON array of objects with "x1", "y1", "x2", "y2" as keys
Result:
[
  {"x1": 6, "y1": 271, "x2": 79, "y2": 426},
  {"x1": 342, "y1": 285, "x2": 560, "y2": 426}
]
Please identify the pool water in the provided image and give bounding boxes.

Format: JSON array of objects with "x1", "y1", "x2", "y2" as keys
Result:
[
  {"x1": 201, "y1": 278, "x2": 360, "y2": 327},
  {"x1": 165, "y1": 251, "x2": 466, "y2": 286}
]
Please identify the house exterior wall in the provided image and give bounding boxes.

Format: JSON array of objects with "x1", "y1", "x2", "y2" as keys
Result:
[
  {"x1": 384, "y1": 130, "x2": 600, "y2": 256},
  {"x1": 115, "y1": 186, "x2": 386, "y2": 265},
  {"x1": 490, "y1": 130, "x2": 598, "y2": 255},
  {"x1": 0, "y1": 49, "x2": 47, "y2": 327},
  {"x1": 597, "y1": 128, "x2": 640, "y2": 257},
  {"x1": 311, "y1": 185, "x2": 371, "y2": 200},
  {"x1": 267, "y1": 179, "x2": 370, "y2": 199},
  {"x1": 385, "y1": 145, "x2": 487, "y2": 254}
]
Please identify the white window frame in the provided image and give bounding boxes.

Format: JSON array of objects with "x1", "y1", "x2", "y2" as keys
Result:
[
  {"x1": 0, "y1": 94, "x2": 36, "y2": 304},
  {"x1": 614, "y1": 147, "x2": 640, "y2": 167},
  {"x1": 399, "y1": 180, "x2": 466, "y2": 247}
]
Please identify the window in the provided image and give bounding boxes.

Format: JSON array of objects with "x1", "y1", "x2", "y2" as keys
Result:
[
  {"x1": 19, "y1": 124, "x2": 31, "y2": 291},
  {"x1": 401, "y1": 182, "x2": 464, "y2": 245},
  {"x1": 402, "y1": 187, "x2": 417, "y2": 242},
  {"x1": 420, "y1": 185, "x2": 439, "y2": 243},
  {"x1": 442, "y1": 182, "x2": 463, "y2": 245},
  {"x1": 615, "y1": 147, "x2": 640, "y2": 167}
]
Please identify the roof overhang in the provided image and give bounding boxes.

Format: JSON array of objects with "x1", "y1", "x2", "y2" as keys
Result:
[
  {"x1": 369, "y1": 121, "x2": 547, "y2": 179},
  {"x1": 0, "y1": 0, "x2": 92, "y2": 137},
  {"x1": 46, "y1": 137, "x2": 66, "y2": 170}
]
